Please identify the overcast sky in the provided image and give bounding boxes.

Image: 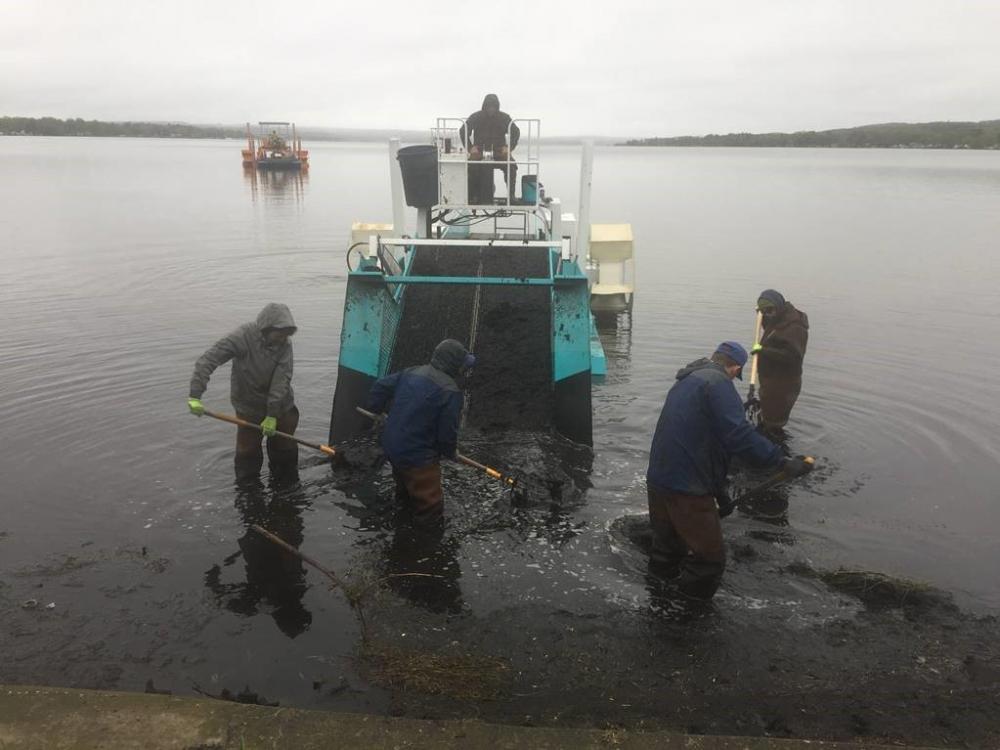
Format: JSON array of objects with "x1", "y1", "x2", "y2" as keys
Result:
[{"x1": 3, "y1": 0, "x2": 999, "y2": 137}]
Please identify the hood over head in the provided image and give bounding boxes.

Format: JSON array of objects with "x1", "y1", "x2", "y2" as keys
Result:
[
  {"x1": 757, "y1": 289, "x2": 786, "y2": 311},
  {"x1": 675, "y1": 357, "x2": 715, "y2": 381},
  {"x1": 431, "y1": 339, "x2": 469, "y2": 378},
  {"x1": 256, "y1": 302, "x2": 297, "y2": 333},
  {"x1": 482, "y1": 93, "x2": 500, "y2": 111}
]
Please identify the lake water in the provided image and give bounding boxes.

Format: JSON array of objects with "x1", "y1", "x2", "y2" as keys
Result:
[{"x1": 2, "y1": 136, "x2": 1000, "y2": 731}]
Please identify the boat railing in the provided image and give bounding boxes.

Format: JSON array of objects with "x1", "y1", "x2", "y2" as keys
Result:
[{"x1": 432, "y1": 117, "x2": 541, "y2": 211}]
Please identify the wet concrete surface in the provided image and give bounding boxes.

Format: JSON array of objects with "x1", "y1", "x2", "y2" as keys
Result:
[{"x1": 0, "y1": 685, "x2": 945, "y2": 749}]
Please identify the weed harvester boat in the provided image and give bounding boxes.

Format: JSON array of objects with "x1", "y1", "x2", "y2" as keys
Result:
[{"x1": 328, "y1": 117, "x2": 633, "y2": 447}]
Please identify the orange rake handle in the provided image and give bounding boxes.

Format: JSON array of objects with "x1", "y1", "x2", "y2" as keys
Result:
[
  {"x1": 455, "y1": 453, "x2": 518, "y2": 487},
  {"x1": 202, "y1": 408, "x2": 336, "y2": 457},
  {"x1": 355, "y1": 406, "x2": 517, "y2": 487}
]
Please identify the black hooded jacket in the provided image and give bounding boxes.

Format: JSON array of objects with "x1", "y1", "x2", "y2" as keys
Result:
[
  {"x1": 759, "y1": 302, "x2": 809, "y2": 378},
  {"x1": 366, "y1": 340, "x2": 468, "y2": 469},
  {"x1": 459, "y1": 94, "x2": 520, "y2": 151}
]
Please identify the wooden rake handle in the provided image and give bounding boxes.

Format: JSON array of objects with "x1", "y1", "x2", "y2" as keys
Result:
[
  {"x1": 748, "y1": 310, "x2": 764, "y2": 389},
  {"x1": 354, "y1": 406, "x2": 516, "y2": 487},
  {"x1": 202, "y1": 408, "x2": 336, "y2": 456}
]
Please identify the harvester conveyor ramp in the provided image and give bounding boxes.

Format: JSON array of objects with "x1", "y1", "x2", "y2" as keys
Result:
[{"x1": 329, "y1": 238, "x2": 595, "y2": 445}]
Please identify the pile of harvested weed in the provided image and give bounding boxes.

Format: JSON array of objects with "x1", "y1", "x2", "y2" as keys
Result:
[
  {"x1": 362, "y1": 641, "x2": 510, "y2": 700},
  {"x1": 818, "y1": 568, "x2": 943, "y2": 609}
]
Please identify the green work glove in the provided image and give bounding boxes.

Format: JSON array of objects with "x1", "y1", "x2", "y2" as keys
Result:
[
  {"x1": 260, "y1": 416, "x2": 278, "y2": 437},
  {"x1": 750, "y1": 344, "x2": 763, "y2": 354},
  {"x1": 187, "y1": 398, "x2": 205, "y2": 416}
]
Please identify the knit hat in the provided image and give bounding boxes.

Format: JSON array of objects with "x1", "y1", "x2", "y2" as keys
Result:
[{"x1": 714, "y1": 341, "x2": 748, "y2": 379}]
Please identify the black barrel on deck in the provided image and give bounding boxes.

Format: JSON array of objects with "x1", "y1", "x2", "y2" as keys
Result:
[{"x1": 397, "y1": 145, "x2": 438, "y2": 208}]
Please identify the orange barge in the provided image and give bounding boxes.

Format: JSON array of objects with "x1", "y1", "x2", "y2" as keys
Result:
[{"x1": 241, "y1": 121, "x2": 309, "y2": 171}]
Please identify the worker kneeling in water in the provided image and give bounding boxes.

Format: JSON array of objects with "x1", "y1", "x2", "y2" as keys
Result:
[
  {"x1": 646, "y1": 341, "x2": 812, "y2": 601},
  {"x1": 366, "y1": 339, "x2": 475, "y2": 526}
]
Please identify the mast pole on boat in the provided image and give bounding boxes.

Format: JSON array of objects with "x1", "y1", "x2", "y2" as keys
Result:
[
  {"x1": 577, "y1": 140, "x2": 594, "y2": 262},
  {"x1": 389, "y1": 137, "x2": 406, "y2": 237}
]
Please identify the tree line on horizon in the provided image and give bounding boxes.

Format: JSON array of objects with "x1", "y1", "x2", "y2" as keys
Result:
[
  {"x1": 623, "y1": 120, "x2": 1000, "y2": 149},
  {"x1": 0, "y1": 116, "x2": 434, "y2": 142},
  {"x1": 6, "y1": 115, "x2": 1000, "y2": 150},
  {"x1": 0, "y1": 117, "x2": 243, "y2": 139}
]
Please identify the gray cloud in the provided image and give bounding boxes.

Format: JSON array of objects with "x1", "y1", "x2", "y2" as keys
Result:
[{"x1": 3, "y1": 0, "x2": 1000, "y2": 137}]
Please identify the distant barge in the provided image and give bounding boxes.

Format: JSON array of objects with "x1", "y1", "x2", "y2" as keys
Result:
[{"x1": 241, "y1": 121, "x2": 309, "y2": 171}]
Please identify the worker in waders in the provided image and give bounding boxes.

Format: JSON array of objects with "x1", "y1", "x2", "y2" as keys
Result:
[
  {"x1": 460, "y1": 93, "x2": 520, "y2": 204},
  {"x1": 187, "y1": 303, "x2": 299, "y2": 480},
  {"x1": 646, "y1": 341, "x2": 812, "y2": 601},
  {"x1": 366, "y1": 339, "x2": 475, "y2": 527},
  {"x1": 751, "y1": 289, "x2": 809, "y2": 436}
]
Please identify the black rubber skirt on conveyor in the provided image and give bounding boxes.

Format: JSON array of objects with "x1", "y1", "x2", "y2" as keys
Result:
[{"x1": 390, "y1": 245, "x2": 553, "y2": 433}]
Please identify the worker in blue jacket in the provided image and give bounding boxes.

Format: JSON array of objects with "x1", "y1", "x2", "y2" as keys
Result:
[
  {"x1": 646, "y1": 341, "x2": 812, "y2": 601},
  {"x1": 367, "y1": 339, "x2": 475, "y2": 525}
]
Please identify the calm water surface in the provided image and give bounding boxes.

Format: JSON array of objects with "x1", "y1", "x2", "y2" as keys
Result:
[{"x1": 2, "y1": 136, "x2": 1000, "y2": 708}]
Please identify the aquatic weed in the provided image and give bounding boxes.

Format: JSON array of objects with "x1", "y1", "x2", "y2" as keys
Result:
[{"x1": 361, "y1": 641, "x2": 510, "y2": 700}]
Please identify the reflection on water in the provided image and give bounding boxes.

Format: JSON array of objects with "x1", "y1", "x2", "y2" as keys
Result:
[
  {"x1": 386, "y1": 521, "x2": 464, "y2": 615},
  {"x1": 204, "y1": 474, "x2": 313, "y2": 638},
  {"x1": 244, "y1": 165, "x2": 308, "y2": 204}
]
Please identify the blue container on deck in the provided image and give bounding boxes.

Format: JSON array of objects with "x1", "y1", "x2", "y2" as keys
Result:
[
  {"x1": 397, "y1": 145, "x2": 438, "y2": 208},
  {"x1": 521, "y1": 174, "x2": 538, "y2": 203}
]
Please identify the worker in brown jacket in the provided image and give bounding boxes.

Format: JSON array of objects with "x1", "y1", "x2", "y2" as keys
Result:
[{"x1": 751, "y1": 289, "x2": 809, "y2": 434}]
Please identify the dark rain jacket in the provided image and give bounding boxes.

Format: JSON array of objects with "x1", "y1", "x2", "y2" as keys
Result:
[
  {"x1": 459, "y1": 94, "x2": 520, "y2": 151},
  {"x1": 646, "y1": 358, "x2": 784, "y2": 496},
  {"x1": 757, "y1": 302, "x2": 809, "y2": 427},
  {"x1": 189, "y1": 303, "x2": 296, "y2": 420},
  {"x1": 758, "y1": 302, "x2": 809, "y2": 379},
  {"x1": 367, "y1": 342, "x2": 466, "y2": 470}
]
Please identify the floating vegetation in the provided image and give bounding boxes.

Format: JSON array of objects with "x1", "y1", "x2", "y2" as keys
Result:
[
  {"x1": 192, "y1": 683, "x2": 279, "y2": 706},
  {"x1": 362, "y1": 641, "x2": 510, "y2": 700},
  {"x1": 819, "y1": 568, "x2": 937, "y2": 608},
  {"x1": 786, "y1": 563, "x2": 952, "y2": 611}
]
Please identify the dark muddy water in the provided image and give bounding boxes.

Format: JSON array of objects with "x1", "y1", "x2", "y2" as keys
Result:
[{"x1": 2, "y1": 137, "x2": 1000, "y2": 742}]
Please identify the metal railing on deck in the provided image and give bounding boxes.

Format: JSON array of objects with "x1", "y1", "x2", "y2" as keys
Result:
[{"x1": 432, "y1": 117, "x2": 541, "y2": 211}]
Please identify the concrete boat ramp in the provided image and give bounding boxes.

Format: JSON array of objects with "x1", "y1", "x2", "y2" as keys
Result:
[{"x1": 0, "y1": 685, "x2": 940, "y2": 750}]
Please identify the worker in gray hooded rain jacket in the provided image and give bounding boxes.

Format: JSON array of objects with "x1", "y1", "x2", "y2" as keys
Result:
[{"x1": 187, "y1": 303, "x2": 299, "y2": 478}]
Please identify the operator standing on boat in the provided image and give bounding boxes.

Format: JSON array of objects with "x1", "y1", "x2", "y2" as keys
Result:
[
  {"x1": 187, "y1": 303, "x2": 299, "y2": 479},
  {"x1": 646, "y1": 341, "x2": 812, "y2": 601},
  {"x1": 460, "y1": 93, "x2": 520, "y2": 204},
  {"x1": 751, "y1": 289, "x2": 809, "y2": 436},
  {"x1": 366, "y1": 339, "x2": 475, "y2": 527}
]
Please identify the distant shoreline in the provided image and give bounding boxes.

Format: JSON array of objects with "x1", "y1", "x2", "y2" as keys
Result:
[
  {"x1": 0, "y1": 116, "x2": 427, "y2": 143},
  {"x1": 622, "y1": 119, "x2": 1000, "y2": 150},
  {"x1": 4, "y1": 115, "x2": 1000, "y2": 150},
  {"x1": 0, "y1": 117, "x2": 608, "y2": 145}
]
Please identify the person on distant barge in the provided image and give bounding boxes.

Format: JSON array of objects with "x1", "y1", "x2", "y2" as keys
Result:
[
  {"x1": 751, "y1": 289, "x2": 809, "y2": 436},
  {"x1": 266, "y1": 129, "x2": 285, "y2": 150},
  {"x1": 187, "y1": 303, "x2": 299, "y2": 480},
  {"x1": 366, "y1": 339, "x2": 475, "y2": 527},
  {"x1": 459, "y1": 93, "x2": 520, "y2": 204}
]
